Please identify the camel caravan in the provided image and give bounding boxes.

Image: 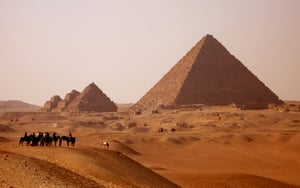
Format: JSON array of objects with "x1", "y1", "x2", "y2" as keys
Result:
[{"x1": 19, "y1": 131, "x2": 76, "y2": 147}]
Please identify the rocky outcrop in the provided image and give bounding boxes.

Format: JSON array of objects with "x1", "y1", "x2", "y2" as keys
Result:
[{"x1": 135, "y1": 34, "x2": 283, "y2": 110}]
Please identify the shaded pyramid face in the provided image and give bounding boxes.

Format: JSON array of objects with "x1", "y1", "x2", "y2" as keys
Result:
[
  {"x1": 136, "y1": 34, "x2": 282, "y2": 109},
  {"x1": 65, "y1": 83, "x2": 117, "y2": 112}
]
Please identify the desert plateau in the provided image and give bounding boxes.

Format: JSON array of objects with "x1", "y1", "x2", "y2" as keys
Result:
[{"x1": 1, "y1": 104, "x2": 300, "y2": 188}]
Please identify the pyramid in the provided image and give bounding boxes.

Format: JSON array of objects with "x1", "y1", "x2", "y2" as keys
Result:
[
  {"x1": 135, "y1": 34, "x2": 282, "y2": 109},
  {"x1": 65, "y1": 82, "x2": 117, "y2": 112},
  {"x1": 43, "y1": 95, "x2": 62, "y2": 112},
  {"x1": 56, "y1": 90, "x2": 80, "y2": 112}
]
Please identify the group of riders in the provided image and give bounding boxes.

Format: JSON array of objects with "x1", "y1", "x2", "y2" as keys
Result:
[{"x1": 19, "y1": 131, "x2": 75, "y2": 147}]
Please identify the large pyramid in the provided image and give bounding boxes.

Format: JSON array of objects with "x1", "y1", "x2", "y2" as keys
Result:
[
  {"x1": 65, "y1": 82, "x2": 117, "y2": 112},
  {"x1": 135, "y1": 34, "x2": 282, "y2": 109}
]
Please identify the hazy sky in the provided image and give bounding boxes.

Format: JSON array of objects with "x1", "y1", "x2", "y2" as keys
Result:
[{"x1": 0, "y1": 0, "x2": 299, "y2": 105}]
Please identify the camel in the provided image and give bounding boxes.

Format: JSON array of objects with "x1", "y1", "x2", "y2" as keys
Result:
[{"x1": 102, "y1": 141, "x2": 109, "y2": 149}]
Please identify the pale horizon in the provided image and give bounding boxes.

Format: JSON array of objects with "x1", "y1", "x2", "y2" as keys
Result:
[{"x1": 1, "y1": 0, "x2": 299, "y2": 106}]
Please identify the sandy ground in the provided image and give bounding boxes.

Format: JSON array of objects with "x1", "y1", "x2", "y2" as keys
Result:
[{"x1": 1, "y1": 107, "x2": 300, "y2": 187}]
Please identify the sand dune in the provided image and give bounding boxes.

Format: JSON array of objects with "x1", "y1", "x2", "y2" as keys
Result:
[
  {"x1": 111, "y1": 140, "x2": 141, "y2": 155},
  {"x1": 0, "y1": 100, "x2": 41, "y2": 112},
  {"x1": 1, "y1": 145, "x2": 178, "y2": 188},
  {"x1": 172, "y1": 173, "x2": 299, "y2": 188},
  {"x1": 0, "y1": 150, "x2": 101, "y2": 188}
]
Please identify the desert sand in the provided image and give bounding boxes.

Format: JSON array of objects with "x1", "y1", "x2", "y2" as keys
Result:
[{"x1": 1, "y1": 106, "x2": 300, "y2": 187}]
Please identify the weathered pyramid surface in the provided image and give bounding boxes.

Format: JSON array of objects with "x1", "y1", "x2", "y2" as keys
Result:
[
  {"x1": 65, "y1": 83, "x2": 117, "y2": 112},
  {"x1": 56, "y1": 90, "x2": 80, "y2": 112},
  {"x1": 136, "y1": 34, "x2": 282, "y2": 109},
  {"x1": 43, "y1": 95, "x2": 62, "y2": 112}
]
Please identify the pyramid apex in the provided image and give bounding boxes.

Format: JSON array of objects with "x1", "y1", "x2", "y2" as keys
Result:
[
  {"x1": 82, "y1": 82, "x2": 101, "y2": 94},
  {"x1": 201, "y1": 34, "x2": 216, "y2": 43},
  {"x1": 70, "y1": 89, "x2": 80, "y2": 93},
  {"x1": 204, "y1": 34, "x2": 214, "y2": 38},
  {"x1": 85, "y1": 82, "x2": 100, "y2": 90},
  {"x1": 88, "y1": 82, "x2": 97, "y2": 87},
  {"x1": 191, "y1": 34, "x2": 217, "y2": 51}
]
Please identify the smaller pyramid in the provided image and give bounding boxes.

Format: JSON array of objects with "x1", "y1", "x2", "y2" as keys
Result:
[
  {"x1": 56, "y1": 90, "x2": 80, "y2": 112},
  {"x1": 65, "y1": 83, "x2": 117, "y2": 112},
  {"x1": 43, "y1": 95, "x2": 62, "y2": 112}
]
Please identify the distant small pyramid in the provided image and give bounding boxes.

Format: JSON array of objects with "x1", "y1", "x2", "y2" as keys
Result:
[
  {"x1": 135, "y1": 34, "x2": 282, "y2": 109},
  {"x1": 65, "y1": 83, "x2": 117, "y2": 112},
  {"x1": 43, "y1": 95, "x2": 62, "y2": 112},
  {"x1": 56, "y1": 90, "x2": 80, "y2": 112}
]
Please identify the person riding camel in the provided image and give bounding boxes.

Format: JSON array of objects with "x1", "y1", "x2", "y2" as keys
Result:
[
  {"x1": 24, "y1": 131, "x2": 27, "y2": 138},
  {"x1": 69, "y1": 132, "x2": 72, "y2": 138}
]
